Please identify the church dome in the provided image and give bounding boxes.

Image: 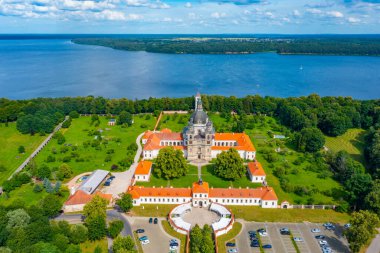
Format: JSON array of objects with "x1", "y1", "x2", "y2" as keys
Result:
[{"x1": 191, "y1": 110, "x2": 208, "y2": 124}]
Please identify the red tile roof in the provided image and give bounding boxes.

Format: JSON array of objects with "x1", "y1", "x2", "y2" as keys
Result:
[
  {"x1": 135, "y1": 160, "x2": 153, "y2": 175},
  {"x1": 128, "y1": 184, "x2": 277, "y2": 201},
  {"x1": 248, "y1": 161, "x2": 266, "y2": 176},
  {"x1": 143, "y1": 130, "x2": 184, "y2": 151},
  {"x1": 192, "y1": 181, "x2": 209, "y2": 194},
  {"x1": 209, "y1": 187, "x2": 277, "y2": 200},
  {"x1": 65, "y1": 190, "x2": 112, "y2": 205},
  {"x1": 213, "y1": 133, "x2": 256, "y2": 152},
  {"x1": 128, "y1": 186, "x2": 192, "y2": 199}
]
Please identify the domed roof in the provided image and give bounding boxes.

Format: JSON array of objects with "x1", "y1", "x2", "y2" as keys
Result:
[{"x1": 191, "y1": 110, "x2": 208, "y2": 124}]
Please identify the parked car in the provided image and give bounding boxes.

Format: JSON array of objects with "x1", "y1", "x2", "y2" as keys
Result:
[
  {"x1": 139, "y1": 236, "x2": 148, "y2": 241},
  {"x1": 169, "y1": 246, "x2": 178, "y2": 251},
  {"x1": 280, "y1": 228, "x2": 290, "y2": 235},
  {"x1": 154, "y1": 218, "x2": 158, "y2": 224},
  {"x1": 326, "y1": 225, "x2": 335, "y2": 230},
  {"x1": 250, "y1": 234, "x2": 257, "y2": 240},
  {"x1": 149, "y1": 217, "x2": 153, "y2": 223},
  {"x1": 227, "y1": 248, "x2": 238, "y2": 253},
  {"x1": 323, "y1": 223, "x2": 333, "y2": 227},
  {"x1": 294, "y1": 237, "x2": 303, "y2": 242},
  {"x1": 109, "y1": 176, "x2": 116, "y2": 180},
  {"x1": 170, "y1": 239, "x2": 178, "y2": 244},
  {"x1": 315, "y1": 235, "x2": 325, "y2": 239},
  {"x1": 311, "y1": 228, "x2": 321, "y2": 233},
  {"x1": 226, "y1": 242, "x2": 236, "y2": 247},
  {"x1": 322, "y1": 248, "x2": 332, "y2": 253},
  {"x1": 262, "y1": 244, "x2": 272, "y2": 249},
  {"x1": 141, "y1": 240, "x2": 150, "y2": 245},
  {"x1": 344, "y1": 223, "x2": 351, "y2": 229},
  {"x1": 170, "y1": 242, "x2": 179, "y2": 247},
  {"x1": 319, "y1": 240, "x2": 328, "y2": 246},
  {"x1": 250, "y1": 241, "x2": 260, "y2": 248},
  {"x1": 248, "y1": 231, "x2": 257, "y2": 235},
  {"x1": 104, "y1": 178, "x2": 113, "y2": 186},
  {"x1": 257, "y1": 228, "x2": 266, "y2": 233},
  {"x1": 136, "y1": 229, "x2": 145, "y2": 233},
  {"x1": 259, "y1": 231, "x2": 268, "y2": 237}
]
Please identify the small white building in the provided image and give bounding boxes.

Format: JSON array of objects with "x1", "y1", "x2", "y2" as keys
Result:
[
  {"x1": 247, "y1": 161, "x2": 266, "y2": 183},
  {"x1": 108, "y1": 119, "x2": 116, "y2": 126},
  {"x1": 134, "y1": 160, "x2": 153, "y2": 182}
]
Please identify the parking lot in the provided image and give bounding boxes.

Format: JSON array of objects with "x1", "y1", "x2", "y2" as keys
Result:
[
  {"x1": 131, "y1": 217, "x2": 180, "y2": 253},
  {"x1": 234, "y1": 221, "x2": 350, "y2": 253}
]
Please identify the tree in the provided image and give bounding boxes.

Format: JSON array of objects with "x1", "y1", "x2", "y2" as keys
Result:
[
  {"x1": 69, "y1": 111, "x2": 80, "y2": 118},
  {"x1": 65, "y1": 244, "x2": 81, "y2": 253},
  {"x1": 36, "y1": 164, "x2": 51, "y2": 180},
  {"x1": 69, "y1": 224, "x2": 88, "y2": 244},
  {"x1": 154, "y1": 147, "x2": 188, "y2": 179},
  {"x1": 345, "y1": 210, "x2": 380, "y2": 253},
  {"x1": 214, "y1": 148, "x2": 245, "y2": 180},
  {"x1": 83, "y1": 195, "x2": 107, "y2": 220},
  {"x1": 41, "y1": 194, "x2": 62, "y2": 218},
  {"x1": 18, "y1": 146, "x2": 25, "y2": 154},
  {"x1": 86, "y1": 215, "x2": 107, "y2": 241},
  {"x1": 201, "y1": 225, "x2": 215, "y2": 253},
  {"x1": 116, "y1": 193, "x2": 133, "y2": 213},
  {"x1": 365, "y1": 180, "x2": 380, "y2": 216},
  {"x1": 345, "y1": 173, "x2": 373, "y2": 210},
  {"x1": 57, "y1": 163, "x2": 73, "y2": 179},
  {"x1": 6, "y1": 209, "x2": 30, "y2": 230},
  {"x1": 108, "y1": 220, "x2": 124, "y2": 239},
  {"x1": 294, "y1": 127, "x2": 325, "y2": 152},
  {"x1": 118, "y1": 111, "x2": 132, "y2": 126},
  {"x1": 52, "y1": 234, "x2": 69, "y2": 252},
  {"x1": 190, "y1": 225, "x2": 203, "y2": 253},
  {"x1": 112, "y1": 236, "x2": 136, "y2": 253},
  {"x1": 6, "y1": 228, "x2": 30, "y2": 252},
  {"x1": 319, "y1": 114, "x2": 350, "y2": 137}
]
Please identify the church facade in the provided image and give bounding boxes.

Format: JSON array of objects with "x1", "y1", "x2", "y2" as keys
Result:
[{"x1": 142, "y1": 93, "x2": 256, "y2": 161}]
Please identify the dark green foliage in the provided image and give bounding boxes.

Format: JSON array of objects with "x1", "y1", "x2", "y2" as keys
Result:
[
  {"x1": 18, "y1": 146, "x2": 25, "y2": 154},
  {"x1": 62, "y1": 118, "x2": 72, "y2": 128},
  {"x1": 365, "y1": 128, "x2": 380, "y2": 177},
  {"x1": 52, "y1": 234, "x2": 69, "y2": 252},
  {"x1": 33, "y1": 184, "x2": 42, "y2": 193},
  {"x1": 65, "y1": 244, "x2": 81, "y2": 253},
  {"x1": 112, "y1": 236, "x2": 135, "y2": 253},
  {"x1": 41, "y1": 195, "x2": 62, "y2": 218},
  {"x1": 214, "y1": 148, "x2": 245, "y2": 180},
  {"x1": 69, "y1": 224, "x2": 88, "y2": 244},
  {"x1": 319, "y1": 114, "x2": 351, "y2": 136},
  {"x1": 117, "y1": 111, "x2": 132, "y2": 126},
  {"x1": 345, "y1": 210, "x2": 380, "y2": 253},
  {"x1": 190, "y1": 224, "x2": 214, "y2": 253},
  {"x1": 69, "y1": 111, "x2": 80, "y2": 119},
  {"x1": 154, "y1": 147, "x2": 188, "y2": 179},
  {"x1": 293, "y1": 127, "x2": 325, "y2": 152},
  {"x1": 2, "y1": 173, "x2": 31, "y2": 193},
  {"x1": 86, "y1": 216, "x2": 107, "y2": 241},
  {"x1": 35, "y1": 164, "x2": 51, "y2": 180},
  {"x1": 108, "y1": 220, "x2": 124, "y2": 239},
  {"x1": 116, "y1": 193, "x2": 133, "y2": 213}
]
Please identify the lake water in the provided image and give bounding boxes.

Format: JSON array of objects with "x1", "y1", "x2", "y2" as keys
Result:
[{"x1": 0, "y1": 39, "x2": 380, "y2": 100}]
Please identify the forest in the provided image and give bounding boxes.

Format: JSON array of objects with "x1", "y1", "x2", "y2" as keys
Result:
[{"x1": 72, "y1": 37, "x2": 380, "y2": 55}]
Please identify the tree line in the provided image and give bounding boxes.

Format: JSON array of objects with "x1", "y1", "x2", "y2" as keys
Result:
[{"x1": 72, "y1": 37, "x2": 380, "y2": 56}]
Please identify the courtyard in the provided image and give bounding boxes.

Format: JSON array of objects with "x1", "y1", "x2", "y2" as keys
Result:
[{"x1": 182, "y1": 207, "x2": 220, "y2": 228}]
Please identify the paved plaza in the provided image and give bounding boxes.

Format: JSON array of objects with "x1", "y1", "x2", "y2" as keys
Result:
[{"x1": 183, "y1": 207, "x2": 220, "y2": 228}]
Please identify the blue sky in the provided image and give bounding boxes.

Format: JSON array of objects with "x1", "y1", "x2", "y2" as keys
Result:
[{"x1": 0, "y1": 0, "x2": 380, "y2": 33}]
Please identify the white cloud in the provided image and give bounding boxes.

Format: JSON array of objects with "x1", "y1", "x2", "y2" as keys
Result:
[
  {"x1": 292, "y1": 9, "x2": 300, "y2": 17},
  {"x1": 211, "y1": 12, "x2": 226, "y2": 19},
  {"x1": 306, "y1": 8, "x2": 322, "y2": 14},
  {"x1": 185, "y1": 2, "x2": 192, "y2": 8},
  {"x1": 348, "y1": 17, "x2": 361, "y2": 23},
  {"x1": 326, "y1": 11, "x2": 344, "y2": 18}
]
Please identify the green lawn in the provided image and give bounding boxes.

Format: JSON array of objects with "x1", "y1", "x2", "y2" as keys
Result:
[
  {"x1": 217, "y1": 222, "x2": 242, "y2": 253},
  {"x1": 0, "y1": 122, "x2": 45, "y2": 183},
  {"x1": 0, "y1": 182, "x2": 69, "y2": 207},
  {"x1": 162, "y1": 220, "x2": 187, "y2": 253},
  {"x1": 229, "y1": 206, "x2": 350, "y2": 223},
  {"x1": 158, "y1": 114, "x2": 189, "y2": 132},
  {"x1": 131, "y1": 204, "x2": 176, "y2": 217},
  {"x1": 80, "y1": 238, "x2": 108, "y2": 253},
  {"x1": 33, "y1": 115, "x2": 156, "y2": 176},
  {"x1": 325, "y1": 128, "x2": 366, "y2": 163}
]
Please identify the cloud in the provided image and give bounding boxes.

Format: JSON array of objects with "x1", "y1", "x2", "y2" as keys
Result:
[
  {"x1": 185, "y1": 2, "x2": 192, "y2": 8},
  {"x1": 211, "y1": 11, "x2": 226, "y2": 18},
  {"x1": 203, "y1": 0, "x2": 262, "y2": 5},
  {"x1": 292, "y1": 9, "x2": 301, "y2": 17},
  {"x1": 327, "y1": 10, "x2": 344, "y2": 17},
  {"x1": 347, "y1": 16, "x2": 361, "y2": 22}
]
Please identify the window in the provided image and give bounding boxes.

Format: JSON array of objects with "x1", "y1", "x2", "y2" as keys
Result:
[
  {"x1": 194, "y1": 194, "x2": 197, "y2": 198},
  {"x1": 222, "y1": 199, "x2": 225, "y2": 203},
  {"x1": 272, "y1": 202, "x2": 275, "y2": 205},
  {"x1": 177, "y1": 199, "x2": 179, "y2": 202},
  {"x1": 254, "y1": 199, "x2": 257, "y2": 203},
  {"x1": 200, "y1": 194, "x2": 202, "y2": 198},
  {"x1": 195, "y1": 201, "x2": 197, "y2": 204},
  {"x1": 250, "y1": 199, "x2": 252, "y2": 203}
]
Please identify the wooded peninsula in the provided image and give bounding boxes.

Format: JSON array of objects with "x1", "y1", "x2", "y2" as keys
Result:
[{"x1": 72, "y1": 36, "x2": 380, "y2": 55}]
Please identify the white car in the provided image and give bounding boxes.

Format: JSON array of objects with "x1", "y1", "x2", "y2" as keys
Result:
[
  {"x1": 141, "y1": 240, "x2": 150, "y2": 245},
  {"x1": 228, "y1": 248, "x2": 238, "y2": 253},
  {"x1": 259, "y1": 231, "x2": 268, "y2": 237},
  {"x1": 294, "y1": 237, "x2": 303, "y2": 242},
  {"x1": 169, "y1": 246, "x2": 178, "y2": 251},
  {"x1": 319, "y1": 240, "x2": 328, "y2": 246},
  {"x1": 322, "y1": 246, "x2": 332, "y2": 253},
  {"x1": 311, "y1": 228, "x2": 321, "y2": 233},
  {"x1": 344, "y1": 223, "x2": 351, "y2": 229},
  {"x1": 323, "y1": 223, "x2": 333, "y2": 227}
]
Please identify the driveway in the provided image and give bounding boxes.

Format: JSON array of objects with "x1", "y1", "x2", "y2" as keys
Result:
[{"x1": 130, "y1": 217, "x2": 180, "y2": 253}]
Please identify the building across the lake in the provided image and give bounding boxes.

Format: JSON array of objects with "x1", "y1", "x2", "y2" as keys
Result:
[
  {"x1": 128, "y1": 179, "x2": 278, "y2": 208},
  {"x1": 142, "y1": 93, "x2": 256, "y2": 161}
]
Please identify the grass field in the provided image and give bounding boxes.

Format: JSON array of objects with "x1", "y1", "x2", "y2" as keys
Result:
[
  {"x1": 131, "y1": 204, "x2": 176, "y2": 217},
  {"x1": 217, "y1": 222, "x2": 242, "y2": 253},
  {"x1": 162, "y1": 220, "x2": 187, "y2": 253},
  {"x1": 0, "y1": 182, "x2": 69, "y2": 207},
  {"x1": 229, "y1": 206, "x2": 350, "y2": 223},
  {"x1": 325, "y1": 128, "x2": 366, "y2": 163},
  {"x1": 0, "y1": 122, "x2": 45, "y2": 183},
  {"x1": 158, "y1": 114, "x2": 189, "y2": 132},
  {"x1": 33, "y1": 115, "x2": 156, "y2": 176},
  {"x1": 80, "y1": 238, "x2": 108, "y2": 253}
]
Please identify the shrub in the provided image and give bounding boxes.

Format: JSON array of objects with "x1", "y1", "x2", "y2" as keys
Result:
[
  {"x1": 69, "y1": 111, "x2": 80, "y2": 118},
  {"x1": 18, "y1": 145, "x2": 25, "y2": 154},
  {"x1": 104, "y1": 155, "x2": 112, "y2": 163},
  {"x1": 46, "y1": 155, "x2": 56, "y2": 163},
  {"x1": 33, "y1": 184, "x2": 43, "y2": 193},
  {"x1": 108, "y1": 220, "x2": 124, "y2": 239},
  {"x1": 111, "y1": 164, "x2": 119, "y2": 170}
]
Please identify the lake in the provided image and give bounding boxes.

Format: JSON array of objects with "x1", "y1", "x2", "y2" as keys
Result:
[{"x1": 1, "y1": 39, "x2": 380, "y2": 100}]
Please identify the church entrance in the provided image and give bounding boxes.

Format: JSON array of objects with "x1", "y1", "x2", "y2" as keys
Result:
[
  {"x1": 199, "y1": 201, "x2": 203, "y2": 207},
  {"x1": 198, "y1": 154, "x2": 201, "y2": 159}
]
